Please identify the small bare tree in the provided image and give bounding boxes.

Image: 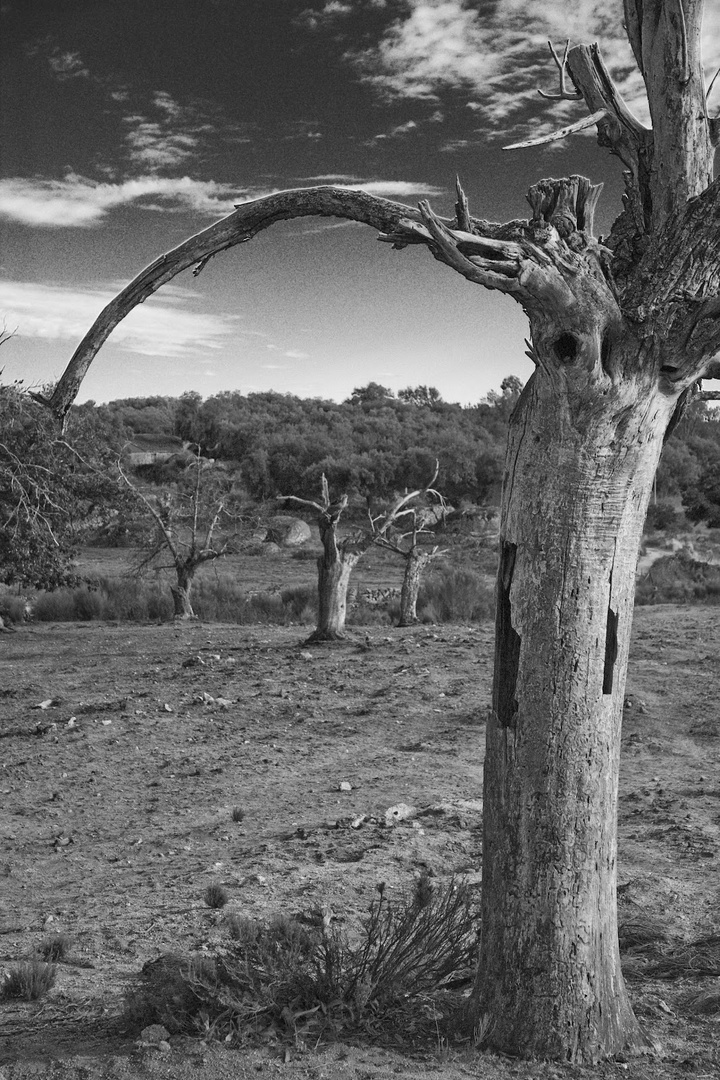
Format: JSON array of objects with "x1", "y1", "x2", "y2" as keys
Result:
[
  {"x1": 119, "y1": 454, "x2": 234, "y2": 619},
  {"x1": 370, "y1": 466, "x2": 448, "y2": 626},
  {"x1": 281, "y1": 474, "x2": 444, "y2": 642}
]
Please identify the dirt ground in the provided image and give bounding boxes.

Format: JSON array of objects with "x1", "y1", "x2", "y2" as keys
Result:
[{"x1": 0, "y1": 606, "x2": 718, "y2": 1080}]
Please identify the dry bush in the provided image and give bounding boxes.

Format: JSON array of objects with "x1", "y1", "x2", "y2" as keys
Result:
[
  {"x1": 2, "y1": 960, "x2": 56, "y2": 1001},
  {"x1": 645, "y1": 934, "x2": 720, "y2": 979},
  {"x1": 683, "y1": 987, "x2": 720, "y2": 1016},
  {"x1": 617, "y1": 910, "x2": 671, "y2": 952},
  {"x1": 204, "y1": 883, "x2": 229, "y2": 909},
  {"x1": 124, "y1": 953, "x2": 217, "y2": 1034},
  {"x1": 417, "y1": 567, "x2": 494, "y2": 624},
  {"x1": 38, "y1": 933, "x2": 71, "y2": 962},
  {"x1": 125, "y1": 877, "x2": 477, "y2": 1045}
]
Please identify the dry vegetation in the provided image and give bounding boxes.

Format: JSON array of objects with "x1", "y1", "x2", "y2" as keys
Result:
[{"x1": 0, "y1": 599, "x2": 718, "y2": 1079}]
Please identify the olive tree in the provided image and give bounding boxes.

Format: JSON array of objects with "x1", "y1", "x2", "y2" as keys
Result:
[{"x1": 42, "y1": 1, "x2": 720, "y2": 1061}]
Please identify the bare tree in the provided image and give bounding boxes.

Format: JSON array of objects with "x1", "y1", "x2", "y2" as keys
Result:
[
  {"x1": 119, "y1": 454, "x2": 234, "y2": 619},
  {"x1": 40, "y1": 2, "x2": 720, "y2": 1061},
  {"x1": 370, "y1": 466, "x2": 448, "y2": 626},
  {"x1": 281, "y1": 475, "x2": 437, "y2": 642}
]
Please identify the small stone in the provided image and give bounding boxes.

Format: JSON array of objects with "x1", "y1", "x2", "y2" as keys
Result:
[
  {"x1": 140, "y1": 1024, "x2": 171, "y2": 1045},
  {"x1": 338, "y1": 781, "x2": 352, "y2": 792},
  {"x1": 384, "y1": 803, "x2": 416, "y2": 825}
]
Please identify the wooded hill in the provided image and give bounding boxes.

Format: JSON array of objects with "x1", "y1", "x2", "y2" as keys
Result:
[{"x1": 83, "y1": 379, "x2": 720, "y2": 521}]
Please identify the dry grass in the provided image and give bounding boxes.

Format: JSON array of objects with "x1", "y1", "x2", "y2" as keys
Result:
[{"x1": 2, "y1": 960, "x2": 57, "y2": 1001}]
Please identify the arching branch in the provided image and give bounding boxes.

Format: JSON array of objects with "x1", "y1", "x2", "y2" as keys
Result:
[{"x1": 43, "y1": 184, "x2": 585, "y2": 422}]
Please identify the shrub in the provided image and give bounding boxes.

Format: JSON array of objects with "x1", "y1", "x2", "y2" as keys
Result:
[
  {"x1": 417, "y1": 566, "x2": 495, "y2": 624},
  {"x1": 204, "y1": 883, "x2": 229, "y2": 909},
  {"x1": 38, "y1": 933, "x2": 71, "y2": 962},
  {"x1": 280, "y1": 584, "x2": 317, "y2": 621},
  {"x1": 636, "y1": 552, "x2": 720, "y2": 606},
  {"x1": 0, "y1": 587, "x2": 28, "y2": 625},
  {"x1": 124, "y1": 953, "x2": 216, "y2": 1035},
  {"x1": 124, "y1": 876, "x2": 477, "y2": 1045},
  {"x1": 2, "y1": 960, "x2": 56, "y2": 1001},
  {"x1": 644, "y1": 501, "x2": 681, "y2": 533}
]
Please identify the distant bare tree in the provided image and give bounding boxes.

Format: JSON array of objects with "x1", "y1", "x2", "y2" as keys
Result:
[
  {"x1": 370, "y1": 465, "x2": 448, "y2": 626},
  {"x1": 281, "y1": 473, "x2": 444, "y2": 642},
  {"x1": 119, "y1": 453, "x2": 235, "y2": 619}
]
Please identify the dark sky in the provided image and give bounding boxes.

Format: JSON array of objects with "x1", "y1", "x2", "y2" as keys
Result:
[{"x1": 1, "y1": 0, "x2": 718, "y2": 405}]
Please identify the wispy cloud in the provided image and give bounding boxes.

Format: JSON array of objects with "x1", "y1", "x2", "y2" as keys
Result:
[
  {"x1": 323, "y1": 0, "x2": 720, "y2": 140},
  {"x1": 0, "y1": 174, "x2": 241, "y2": 227},
  {"x1": 296, "y1": 175, "x2": 444, "y2": 197},
  {"x1": 0, "y1": 281, "x2": 242, "y2": 358},
  {"x1": 121, "y1": 90, "x2": 252, "y2": 173},
  {"x1": 26, "y1": 36, "x2": 91, "y2": 80}
]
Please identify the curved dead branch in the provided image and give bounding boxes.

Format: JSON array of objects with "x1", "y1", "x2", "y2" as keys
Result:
[{"x1": 45, "y1": 184, "x2": 590, "y2": 421}]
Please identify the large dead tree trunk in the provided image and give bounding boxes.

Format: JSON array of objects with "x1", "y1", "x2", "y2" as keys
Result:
[
  {"x1": 44, "y1": 0, "x2": 720, "y2": 1062},
  {"x1": 479, "y1": 355, "x2": 674, "y2": 1059}
]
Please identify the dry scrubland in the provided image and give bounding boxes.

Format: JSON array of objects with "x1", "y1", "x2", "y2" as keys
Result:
[{"x1": 0, "y1": 600, "x2": 719, "y2": 1080}]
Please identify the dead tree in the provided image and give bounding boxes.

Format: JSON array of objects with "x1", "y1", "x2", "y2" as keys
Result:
[
  {"x1": 370, "y1": 466, "x2": 448, "y2": 626},
  {"x1": 280, "y1": 477, "x2": 365, "y2": 642},
  {"x1": 119, "y1": 456, "x2": 231, "y2": 619},
  {"x1": 281, "y1": 475, "x2": 436, "y2": 642},
  {"x1": 42, "y1": 1, "x2": 720, "y2": 1061}
]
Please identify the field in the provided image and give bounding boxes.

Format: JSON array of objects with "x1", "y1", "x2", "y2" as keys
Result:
[{"x1": 0, "y1": 606, "x2": 719, "y2": 1080}]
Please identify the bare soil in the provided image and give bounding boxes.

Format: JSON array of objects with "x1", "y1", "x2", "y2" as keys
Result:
[{"x1": 0, "y1": 606, "x2": 718, "y2": 1080}]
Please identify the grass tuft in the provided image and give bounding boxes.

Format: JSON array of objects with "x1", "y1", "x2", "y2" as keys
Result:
[
  {"x1": 38, "y1": 933, "x2": 71, "y2": 962},
  {"x1": 231, "y1": 807, "x2": 245, "y2": 823},
  {"x1": 2, "y1": 960, "x2": 57, "y2": 1001},
  {"x1": 204, "y1": 883, "x2": 229, "y2": 909}
]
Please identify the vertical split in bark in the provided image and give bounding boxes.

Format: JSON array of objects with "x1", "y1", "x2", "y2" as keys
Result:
[
  {"x1": 603, "y1": 598, "x2": 619, "y2": 695},
  {"x1": 493, "y1": 541, "x2": 521, "y2": 728}
]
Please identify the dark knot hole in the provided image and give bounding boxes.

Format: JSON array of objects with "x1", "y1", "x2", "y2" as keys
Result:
[{"x1": 554, "y1": 332, "x2": 579, "y2": 364}]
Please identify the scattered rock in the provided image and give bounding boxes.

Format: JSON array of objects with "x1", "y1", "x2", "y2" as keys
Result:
[
  {"x1": 338, "y1": 781, "x2": 352, "y2": 792},
  {"x1": 257, "y1": 516, "x2": 311, "y2": 547},
  {"x1": 384, "y1": 803, "x2": 416, "y2": 825}
]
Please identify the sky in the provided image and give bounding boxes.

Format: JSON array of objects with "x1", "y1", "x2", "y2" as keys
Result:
[{"x1": 1, "y1": 0, "x2": 719, "y2": 408}]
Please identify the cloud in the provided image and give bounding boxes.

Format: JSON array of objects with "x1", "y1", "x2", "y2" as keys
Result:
[
  {"x1": 339, "y1": 0, "x2": 720, "y2": 139},
  {"x1": 120, "y1": 91, "x2": 252, "y2": 173},
  {"x1": 0, "y1": 281, "x2": 242, "y2": 358},
  {"x1": 295, "y1": 175, "x2": 444, "y2": 197},
  {"x1": 26, "y1": 37, "x2": 91, "y2": 80},
  {"x1": 0, "y1": 174, "x2": 242, "y2": 227}
]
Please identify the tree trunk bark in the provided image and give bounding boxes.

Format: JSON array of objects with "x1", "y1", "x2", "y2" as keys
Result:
[
  {"x1": 170, "y1": 564, "x2": 195, "y2": 619},
  {"x1": 305, "y1": 554, "x2": 357, "y2": 642},
  {"x1": 476, "y1": 360, "x2": 676, "y2": 1063},
  {"x1": 397, "y1": 550, "x2": 429, "y2": 626}
]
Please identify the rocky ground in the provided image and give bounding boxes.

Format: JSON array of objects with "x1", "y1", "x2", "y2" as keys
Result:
[{"x1": 0, "y1": 607, "x2": 718, "y2": 1079}]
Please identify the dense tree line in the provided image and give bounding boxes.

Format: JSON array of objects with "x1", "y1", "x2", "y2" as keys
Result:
[
  {"x1": 97, "y1": 379, "x2": 520, "y2": 505},
  {"x1": 94, "y1": 380, "x2": 720, "y2": 524},
  {"x1": 4, "y1": 378, "x2": 720, "y2": 595}
]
